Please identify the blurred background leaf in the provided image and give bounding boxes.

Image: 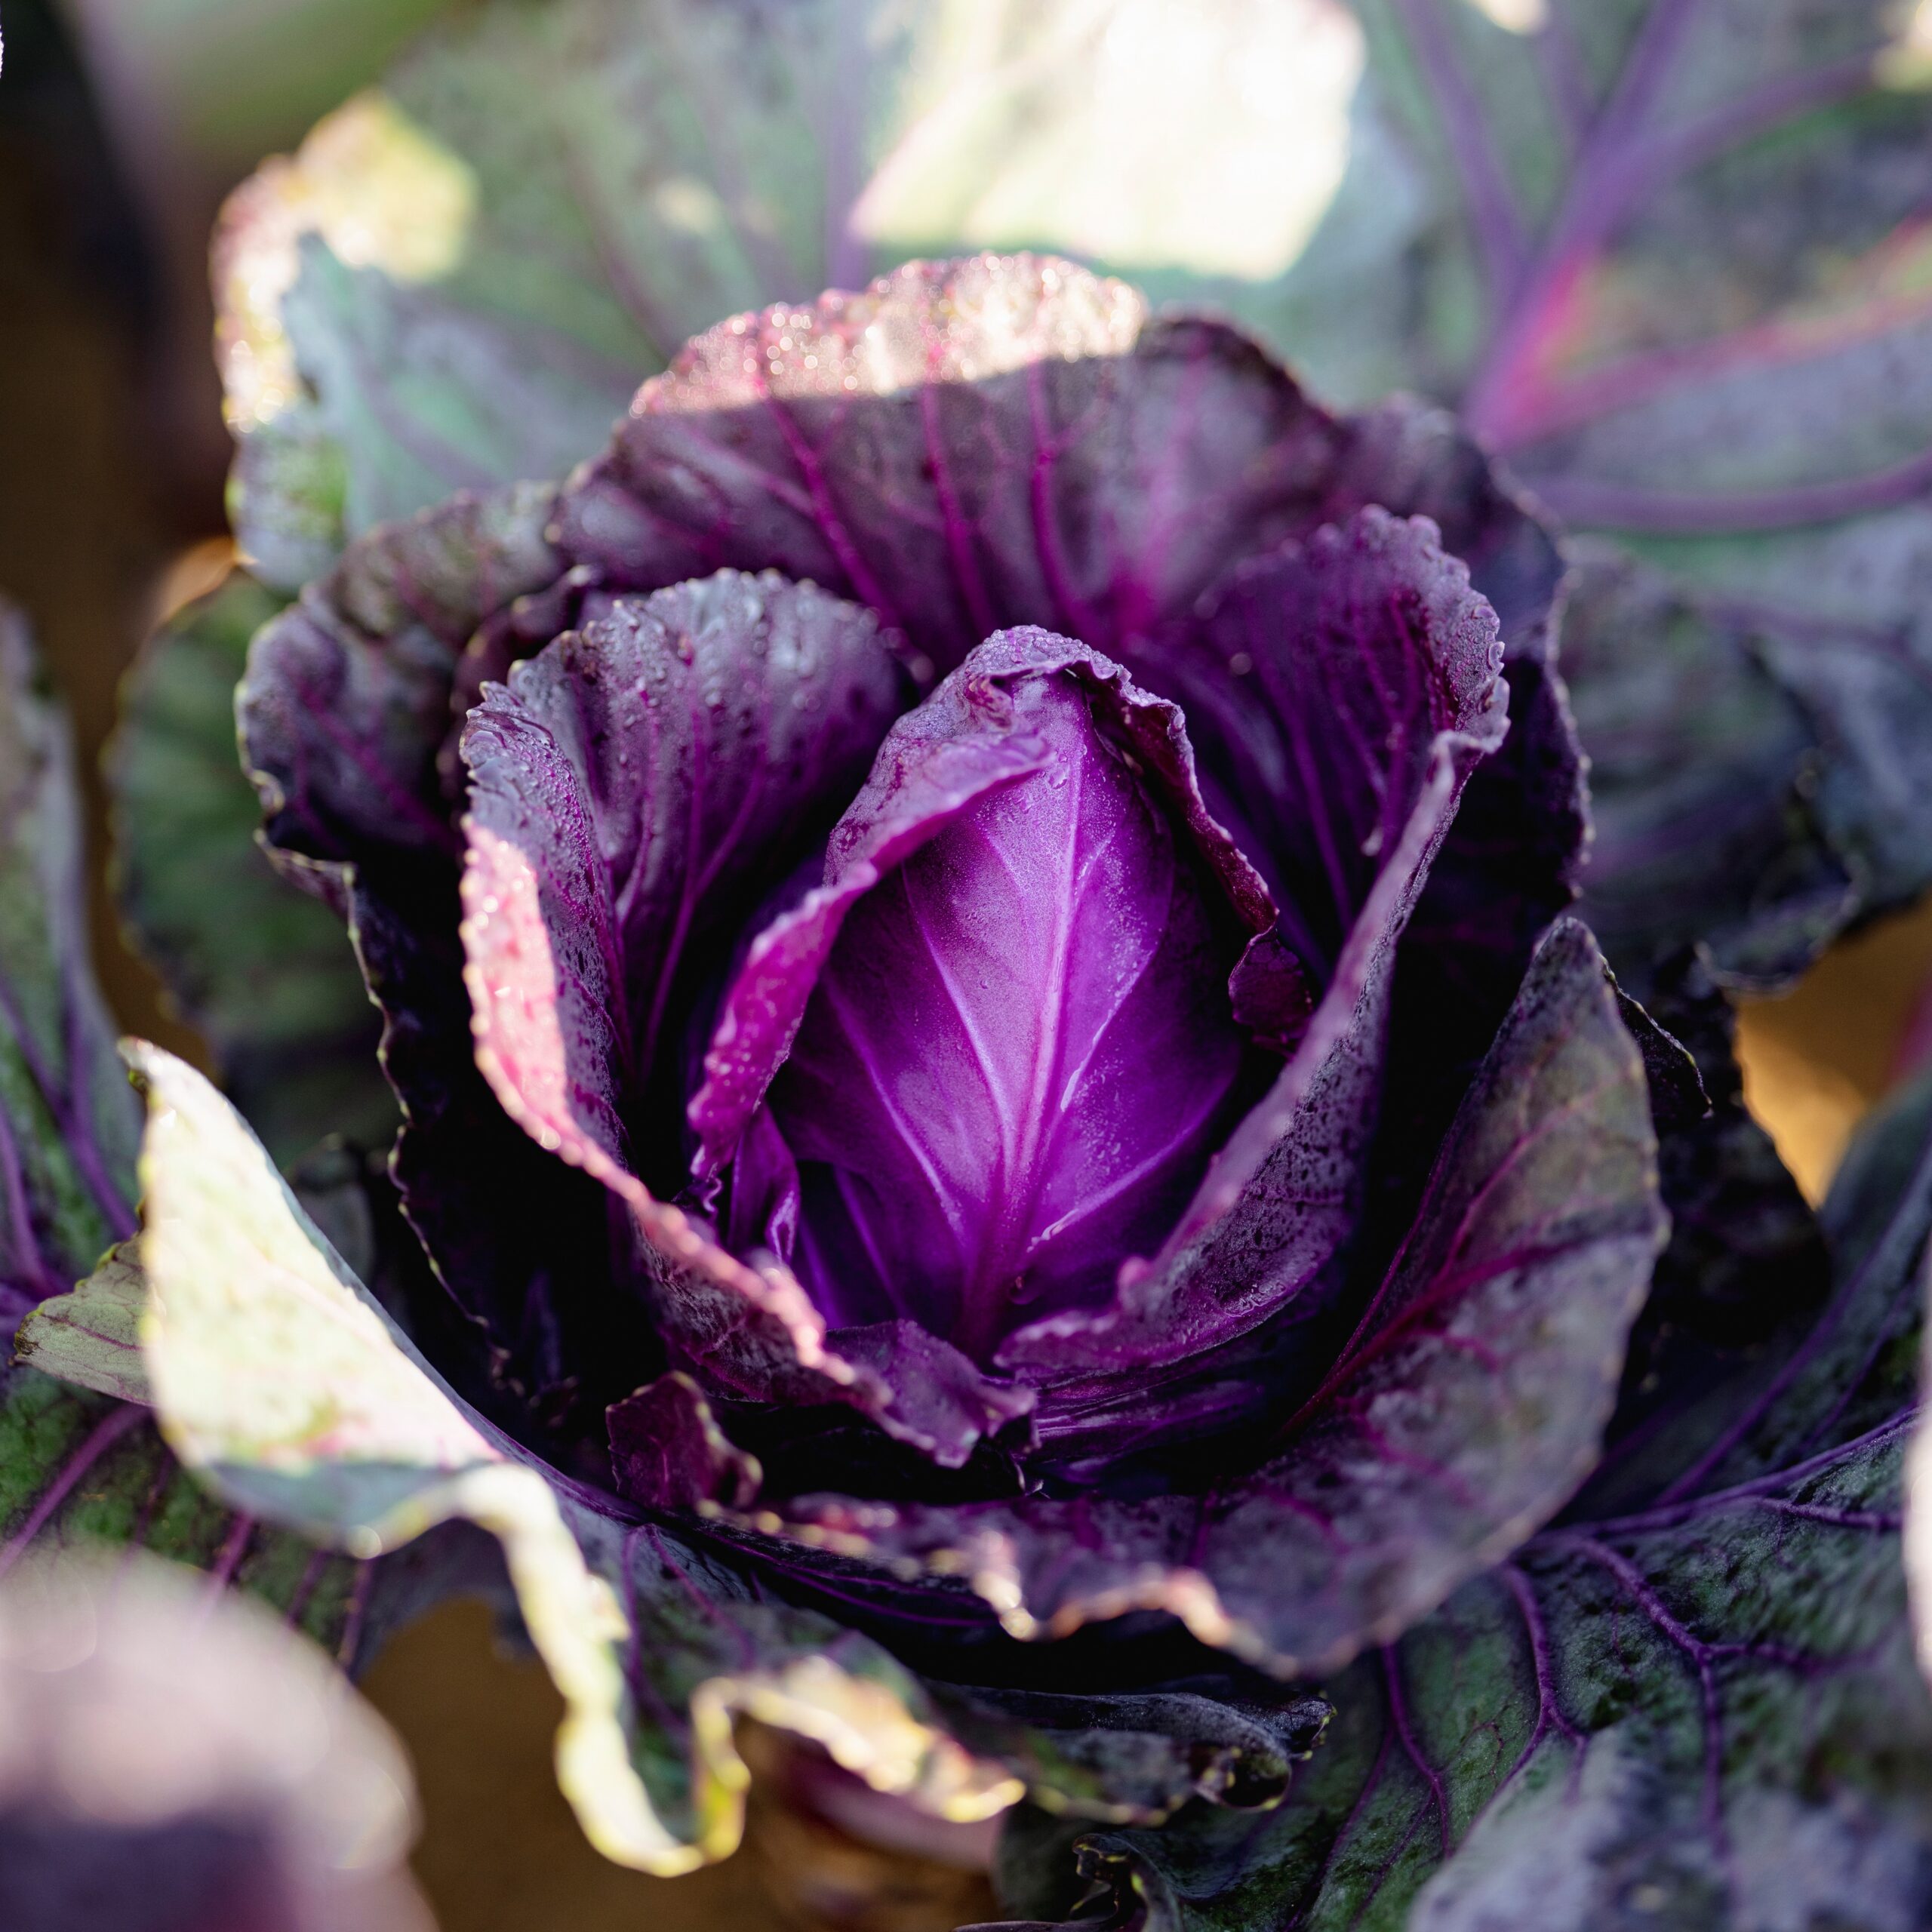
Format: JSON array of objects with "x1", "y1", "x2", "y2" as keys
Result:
[
  {"x1": 207, "y1": 0, "x2": 1363, "y2": 587},
  {"x1": 109, "y1": 561, "x2": 394, "y2": 1163},
  {"x1": 1321, "y1": 1, "x2": 1932, "y2": 990}
]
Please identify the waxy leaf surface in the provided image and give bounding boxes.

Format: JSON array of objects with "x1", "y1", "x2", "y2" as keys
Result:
[
  {"x1": 240, "y1": 256, "x2": 1574, "y2": 1450},
  {"x1": 1004, "y1": 1415, "x2": 1930, "y2": 1930}
]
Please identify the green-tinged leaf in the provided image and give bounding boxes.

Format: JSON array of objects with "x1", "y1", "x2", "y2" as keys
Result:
[
  {"x1": 933, "y1": 1683, "x2": 1332, "y2": 1828},
  {"x1": 213, "y1": 0, "x2": 1371, "y2": 586},
  {"x1": 128, "y1": 1038, "x2": 1020, "y2": 1873},
  {"x1": 131, "y1": 1038, "x2": 512, "y2": 1508},
  {"x1": 214, "y1": 0, "x2": 1932, "y2": 555},
  {"x1": 990, "y1": 1060, "x2": 1932, "y2": 1927},
  {"x1": 0, "y1": 1359, "x2": 372, "y2": 1657},
  {"x1": 0, "y1": 597, "x2": 377, "y2": 1654},
  {"x1": 66, "y1": 0, "x2": 458, "y2": 166},
  {"x1": 987, "y1": 1017, "x2": 1932, "y2": 1927},
  {"x1": 601, "y1": 1522, "x2": 1020, "y2": 1854},
  {"x1": 1316, "y1": 0, "x2": 1932, "y2": 977},
  {"x1": 1006, "y1": 1415, "x2": 1930, "y2": 1929},
  {"x1": 109, "y1": 567, "x2": 393, "y2": 1162},
  {"x1": 14, "y1": 1238, "x2": 149, "y2": 1403},
  {"x1": 1287, "y1": 2, "x2": 1932, "y2": 500},
  {"x1": 0, "y1": 601, "x2": 140, "y2": 1297}
]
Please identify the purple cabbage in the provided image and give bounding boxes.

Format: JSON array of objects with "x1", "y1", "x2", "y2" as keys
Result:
[{"x1": 240, "y1": 252, "x2": 1677, "y2": 1887}]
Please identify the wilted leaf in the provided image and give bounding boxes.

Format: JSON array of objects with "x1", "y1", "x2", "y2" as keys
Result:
[{"x1": 128, "y1": 1038, "x2": 1022, "y2": 1873}]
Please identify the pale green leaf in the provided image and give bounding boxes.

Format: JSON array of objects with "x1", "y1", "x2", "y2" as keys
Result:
[
  {"x1": 14, "y1": 1238, "x2": 150, "y2": 1404},
  {"x1": 128, "y1": 1038, "x2": 1019, "y2": 1873}
]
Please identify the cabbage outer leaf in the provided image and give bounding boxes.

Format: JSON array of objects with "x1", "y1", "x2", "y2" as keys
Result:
[
  {"x1": 127, "y1": 1038, "x2": 1022, "y2": 1873},
  {"x1": 1003, "y1": 1409, "x2": 1931, "y2": 1930},
  {"x1": 989, "y1": 1056, "x2": 1932, "y2": 1929},
  {"x1": 211, "y1": 0, "x2": 1372, "y2": 589},
  {"x1": 0, "y1": 602, "x2": 371, "y2": 1658}
]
